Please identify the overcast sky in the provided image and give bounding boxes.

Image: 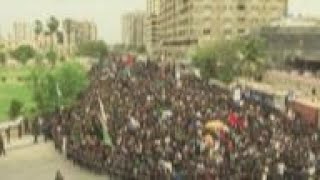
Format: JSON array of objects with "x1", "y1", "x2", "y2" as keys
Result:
[{"x1": 0, "y1": 0, "x2": 319, "y2": 44}]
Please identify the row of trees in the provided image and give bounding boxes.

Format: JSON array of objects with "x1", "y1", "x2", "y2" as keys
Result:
[
  {"x1": 29, "y1": 62, "x2": 88, "y2": 115},
  {"x1": 192, "y1": 37, "x2": 267, "y2": 83},
  {"x1": 34, "y1": 16, "x2": 65, "y2": 50},
  {"x1": 0, "y1": 39, "x2": 108, "y2": 66},
  {"x1": 5, "y1": 45, "x2": 58, "y2": 65}
]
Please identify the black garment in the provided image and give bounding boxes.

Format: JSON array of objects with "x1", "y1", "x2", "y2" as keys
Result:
[
  {"x1": 33, "y1": 120, "x2": 40, "y2": 144},
  {"x1": 24, "y1": 118, "x2": 30, "y2": 134},
  {"x1": 55, "y1": 170, "x2": 64, "y2": 180},
  {"x1": 0, "y1": 135, "x2": 5, "y2": 156},
  {"x1": 5, "y1": 127, "x2": 10, "y2": 144},
  {"x1": 18, "y1": 123, "x2": 22, "y2": 139}
]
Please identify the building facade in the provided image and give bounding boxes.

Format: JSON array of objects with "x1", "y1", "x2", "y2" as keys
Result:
[
  {"x1": 122, "y1": 11, "x2": 146, "y2": 49},
  {"x1": 145, "y1": 0, "x2": 161, "y2": 57},
  {"x1": 12, "y1": 21, "x2": 34, "y2": 48},
  {"x1": 4, "y1": 19, "x2": 97, "y2": 56},
  {"x1": 260, "y1": 17, "x2": 320, "y2": 69},
  {"x1": 156, "y1": 0, "x2": 288, "y2": 59}
]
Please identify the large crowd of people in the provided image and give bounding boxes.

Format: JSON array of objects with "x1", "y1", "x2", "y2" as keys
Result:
[{"x1": 50, "y1": 58, "x2": 320, "y2": 179}]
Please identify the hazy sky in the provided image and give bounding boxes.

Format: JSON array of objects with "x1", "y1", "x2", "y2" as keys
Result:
[{"x1": 0, "y1": 0, "x2": 319, "y2": 44}]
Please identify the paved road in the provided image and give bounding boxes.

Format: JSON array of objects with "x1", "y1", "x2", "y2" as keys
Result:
[{"x1": 0, "y1": 136, "x2": 108, "y2": 180}]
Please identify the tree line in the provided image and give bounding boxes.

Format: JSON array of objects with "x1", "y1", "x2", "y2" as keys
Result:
[
  {"x1": 0, "y1": 16, "x2": 108, "y2": 66},
  {"x1": 192, "y1": 37, "x2": 268, "y2": 83}
]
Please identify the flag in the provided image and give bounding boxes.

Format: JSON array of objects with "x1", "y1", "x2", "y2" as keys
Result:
[
  {"x1": 228, "y1": 112, "x2": 239, "y2": 129},
  {"x1": 56, "y1": 82, "x2": 62, "y2": 98},
  {"x1": 56, "y1": 82, "x2": 63, "y2": 111},
  {"x1": 98, "y1": 96, "x2": 113, "y2": 147}
]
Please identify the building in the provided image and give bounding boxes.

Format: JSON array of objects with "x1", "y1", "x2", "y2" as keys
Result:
[
  {"x1": 260, "y1": 17, "x2": 320, "y2": 71},
  {"x1": 122, "y1": 11, "x2": 146, "y2": 49},
  {"x1": 72, "y1": 20, "x2": 98, "y2": 45},
  {"x1": 4, "y1": 19, "x2": 97, "y2": 56},
  {"x1": 66, "y1": 20, "x2": 98, "y2": 55},
  {"x1": 145, "y1": 0, "x2": 161, "y2": 57},
  {"x1": 156, "y1": 0, "x2": 288, "y2": 59},
  {"x1": 11, "y1": 21, "x2": 34, "y2": 48}
]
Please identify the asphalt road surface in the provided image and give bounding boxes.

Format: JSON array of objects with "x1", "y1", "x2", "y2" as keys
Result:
[{"x1": 0, "y1": 136, "x2": 108, "y2": 180}]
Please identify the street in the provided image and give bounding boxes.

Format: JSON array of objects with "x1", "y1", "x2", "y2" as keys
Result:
[{"x1": 0, "y1": 136, "x2": 108, "y2": 180}]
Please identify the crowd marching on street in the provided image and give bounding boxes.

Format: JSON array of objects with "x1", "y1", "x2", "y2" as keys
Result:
[
  {"x1": 1, "y1": 56, "x2": 319, "y2": 179},
  {"x1": 47, "y1": 57, "x2": 320, "y2": 179}
]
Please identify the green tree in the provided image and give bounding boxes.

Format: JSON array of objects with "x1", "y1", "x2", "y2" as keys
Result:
[
  {"x1": 9, "y1": 99, "x2": 23, "y2": 119},
  {"x1": 192, "y1": 40, "x2": 240, "y2": 83},
  {"x1": 34, "y1": 19, "x2": 43, "y2": 48},
  {"x1": 35, "y1": 53, "x2": 44, "y2": 65},
  {"x1": 112, "y1": 44, "x2": 126, "y2": 54},
  {"x1": 29, "y1": 62, "x2": 88, "y2": 114},
  {"x1": 77, "y1": 40, "x2": 108, "y2": 63},
  {"x1": 46, "y1": 50, "x2": 57, "y2": 66},
  {"x1": 238, "y1": 37, "x2": 267, "y2": 80},
  {"x1": 47, "y1": 16, "x2": 59, "y2": 49},
  {"x1": 137, "y1": 45, "x2": 146, "y2": 54},
  {"x1": 11, "y1": 45, "x2": 36, "y2": 64}
]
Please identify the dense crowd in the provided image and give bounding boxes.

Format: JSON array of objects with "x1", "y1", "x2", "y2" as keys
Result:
[{"x1": 50, "y1": 58, "x2": 320, "y2": 179}]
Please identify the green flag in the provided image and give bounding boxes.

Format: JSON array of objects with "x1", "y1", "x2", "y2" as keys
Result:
[{"x1": 98, "y1": 96, "x2": 113, "y2": 147}]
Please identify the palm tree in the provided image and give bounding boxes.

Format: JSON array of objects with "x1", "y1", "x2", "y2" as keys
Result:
[
  {"x1": 63, "y1": 18, "x2": 73, "y2": 55},
  {"x1": 34, "y1": 20, "x2": 43, "y2": 48},
  {"x1": 47, "y1": 16, "x2": 60, "y2": 50}
]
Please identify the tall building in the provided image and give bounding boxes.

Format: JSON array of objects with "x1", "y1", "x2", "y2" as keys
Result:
[
  {"x1": 156, "y1": 0, "x2": 288, "y2": 59},
  {"x1": 4, "y1": 19, "x2": 97, "y2": 56},
  {"x1": 147, "y1": 0, "x2": 160, "y2": 15},
  {"x1": 145, "y1": 0, "x2": 161, "y2": 57},
  {"x1": 122, "y1": 11, "x2": 146, "y2": 49},
  {"x1": 72, "y1": 20, "x2": 98, "y2": 45},
  {"x1": 12, "y1": 21, "x2": 34, "y2": 47}
]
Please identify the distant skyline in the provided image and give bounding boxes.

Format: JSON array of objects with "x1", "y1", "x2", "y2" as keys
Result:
[{"x1": 0, "y1": 0, "x2": 319, "y2": 44}]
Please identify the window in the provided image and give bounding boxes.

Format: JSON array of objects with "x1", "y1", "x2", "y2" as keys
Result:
[
  {"x1": 238, "y1": 29, "x2": 245, "y2": 34},
  {"x1": 237, "y1": 4, "x2": 246, "y2": 11},
  {"x1": 224, "y1": 29, "x2": 232, "y2": 35},
  {"x1": 203, "y1": 28, "x2": 211, "y2": 35},
  {"x1": 238, "y1": 17, "x2": 245, "y2": 22}
]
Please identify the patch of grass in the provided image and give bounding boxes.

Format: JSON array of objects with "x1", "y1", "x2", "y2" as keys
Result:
[{"x1": 0, "y1": 67, "x2": 35, "y2": 122}]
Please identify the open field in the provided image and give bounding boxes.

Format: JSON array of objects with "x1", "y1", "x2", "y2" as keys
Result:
[{"x1": 0, "y1": 66, "x2": 35, "y2": 122}]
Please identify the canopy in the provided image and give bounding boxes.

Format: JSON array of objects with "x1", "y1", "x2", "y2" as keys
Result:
[{"x1": 205, "y1": 120, "x2": 229, "y2": 132}]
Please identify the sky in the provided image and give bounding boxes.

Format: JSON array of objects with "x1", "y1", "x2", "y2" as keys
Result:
[{"x1": 0, "y1": 0, "x2": 319, "y2": 44}]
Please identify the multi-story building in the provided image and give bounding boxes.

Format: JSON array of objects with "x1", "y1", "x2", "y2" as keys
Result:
[
  {"x1": 65, "y1": 20, "x2": 97, "y2": 55},
  {"x1": 12, "y1": 21, "x2": 34, "y2": 48},
  {"x1": 72, "y1": 20, "x2": 98, "y2": 45},
  {"x1": 145, "y1": 0, "x2": 161, "y2": 57},
  {"x1": 157, "y1": 0, "x2": 288, "y2": 59},
  {"x1": 4, "y1": 19, "x2": 97, "y2": 56},
  {"x1": 260, "y1": 17, "x2": 320, "y2": 70},
  {"x1": 122, "y1": 11, "x2": 146, "y2": 49}
]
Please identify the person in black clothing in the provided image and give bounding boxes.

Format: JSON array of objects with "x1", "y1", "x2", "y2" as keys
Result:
[
  {"x1": 55, "y1": 170, "x2": 64, "y2": 180},
  {"x1": 0, "y1": 133, "x2": 5, "y2": 156},
  {"x1": 18, "y1": 123, "x2": 22, "y2": 139},
  {"x1": 23, "y1": 118, "x2": 30, "y2": 134},
  {"x1": 33, "y1": 119, "x2": 40, "y2": 144},
  {"x1": 5, "y1": 127, "x2": 10, "y2": 144}
]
